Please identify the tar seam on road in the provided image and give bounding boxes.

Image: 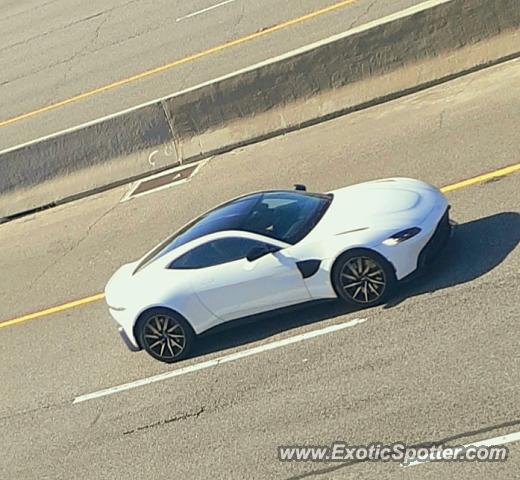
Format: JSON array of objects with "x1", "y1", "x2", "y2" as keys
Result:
[
  {"x1": 0, "y1": 162, "x2": 519, "y2": 330},
  {"x1": 0, "y1": 0, "x2": 359, "y2": 129}
]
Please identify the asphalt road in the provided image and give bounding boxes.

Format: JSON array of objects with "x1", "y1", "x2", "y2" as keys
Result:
[
  {"x1": 1, "y1": 58, "x2": 519, "y2": 479},
  {"x1": 0, "y1": 0, "x2": 423, "y2": 149}
]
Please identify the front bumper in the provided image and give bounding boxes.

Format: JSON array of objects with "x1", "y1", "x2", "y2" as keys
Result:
[{"x1": 417, "y1": 207, "x2": 453, "y2": 268}]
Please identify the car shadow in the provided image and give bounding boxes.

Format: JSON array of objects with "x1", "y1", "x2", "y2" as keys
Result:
[
  {"x1": 192, "y1": 298, "x2": 354, "y2": 359},
  {"x1": 190, "y1": 212, "x2": 519, "y2": 360},
  {"x1": 384, "y1": 211, "x2": 520, "y2": 308}
]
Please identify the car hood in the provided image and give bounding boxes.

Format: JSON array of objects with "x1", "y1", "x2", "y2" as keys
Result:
[{"x1": 310, "y1": 178, "x2": 444, "y2": 238}]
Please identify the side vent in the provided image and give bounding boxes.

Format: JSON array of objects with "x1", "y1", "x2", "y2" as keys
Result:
[{"x1": 296, "y1": 260, "x2": 321, "y2": 279}]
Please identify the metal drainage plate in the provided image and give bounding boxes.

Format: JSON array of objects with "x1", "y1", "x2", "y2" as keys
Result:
[{"x1": 122, "y1": 162, "x2": 205, "y2": 201}]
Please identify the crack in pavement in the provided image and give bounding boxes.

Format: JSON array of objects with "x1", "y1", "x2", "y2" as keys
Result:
[
  {"x1": 347, "y1": 0, "x2": 378, "y2": 29},
  {"x1": 26, "y1": 200, "x2": 120, "y2": 292},
  {"x1": 0, "y1": 12, "x2": 104, "y2": 55},
  {"x1": 0, "y1": 13, "x2": 169, "y2": 90},
  {"x1": 437, "y1": 110, "x2": 445, "y2": 130},
  {"x1": 63, "y1": 15, "x2": 110, "y2": 84},
  {"x1": 0, "y1": 399, "x2": 69, "y2": 423},
  {"x1": 122, "y1": 406, "x2": 206, "y2": 435},
  {"x1": 0, "y1": 0, "x2": 61, "y2": 24},
  {"x1": 0, "y1": 0, "x2": 154, "y2": 90},
  {"x1": 234, "y1": 1, "x2": 246, "y2": 35},
  {"x1": 0, "y1": 0, "x2": 144, "y2": 54}
]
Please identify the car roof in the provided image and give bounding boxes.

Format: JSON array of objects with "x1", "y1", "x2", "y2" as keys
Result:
[{"x1": 133, "y1": 189, "x2": 332, "y2": 273}]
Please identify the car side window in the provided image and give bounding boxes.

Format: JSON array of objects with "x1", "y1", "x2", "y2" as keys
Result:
[{"x1": 169, "y1": 237, "x2": 277, "y2": 270}]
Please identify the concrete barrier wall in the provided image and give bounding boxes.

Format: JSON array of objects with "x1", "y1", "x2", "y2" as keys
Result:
[
  {"x1": 165, "y1": 0, "x2": 520, "y2": 159},
  {"x1": 0, "y1": 102, "x2": 180, "y2": 218},
  {"x1": 1, "y1": 0, "x2": 519, "y2": 220}
]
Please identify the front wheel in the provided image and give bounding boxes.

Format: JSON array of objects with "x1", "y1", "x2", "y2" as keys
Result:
[
  {"x1": 136, "y1": 308, "x2": 195, "y2": 363},
  {"x1": 331, "y1": 250, "x2": 396, "y2": 307}
]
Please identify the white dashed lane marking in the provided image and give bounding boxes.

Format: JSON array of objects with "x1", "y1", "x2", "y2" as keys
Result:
[
  {"x1": 403, "y1": 431, "x2": 520, "y2": 467},
  {"x1": 73, "y1": 317, "x2": 367, "y2": 404},
  {"x1": 176, "y1": 0, "x2": 237, "y2": 22}
]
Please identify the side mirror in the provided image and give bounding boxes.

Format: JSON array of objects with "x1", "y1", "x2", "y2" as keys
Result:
[{"x1": 246, "y1": 245, "x2": 278, "y2": 262}]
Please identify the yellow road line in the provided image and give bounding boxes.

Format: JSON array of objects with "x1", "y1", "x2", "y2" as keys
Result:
[
  {"x1": 0, "y1": 162, "x2": 518, "y2": 330},
  {"x1": 0, "y1": 294, "x2": 105, "y2": 329},
  {"x1": 440, "y1": 163, "x2": 520, "y2": 193},
  {"x1": 0, "y1": 0, "x2": 359, "y2": 129}
]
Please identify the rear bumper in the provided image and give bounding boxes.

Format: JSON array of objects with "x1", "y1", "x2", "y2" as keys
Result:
[{"x1": 118, "y1": 326, "x2": 142, "y2": 352}]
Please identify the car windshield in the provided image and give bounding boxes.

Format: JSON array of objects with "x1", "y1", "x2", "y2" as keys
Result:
[{"x1": 134, "y1": 191, "x2": 332, "y2": 273}]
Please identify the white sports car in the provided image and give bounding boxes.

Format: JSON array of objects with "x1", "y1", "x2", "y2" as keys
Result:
[{"x1": 105, "y1": 178, "x2": 451, "y2": 363}]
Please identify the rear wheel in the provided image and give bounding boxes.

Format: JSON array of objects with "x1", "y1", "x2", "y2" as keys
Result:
[
  {"x1": 332, "y1": 250, "x2": 396, "y2": 307},
  {"x1": 136, "y1": 308, "x2": 195, "y2": 363}
]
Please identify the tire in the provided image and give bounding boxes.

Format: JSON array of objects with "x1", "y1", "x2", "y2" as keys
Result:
[
  {"x1": 136, "y1": 308, "x2": 195, "y2": 363},
  {"x1": 331, "y1": 249, "x2": 396, "y2": 307}
]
